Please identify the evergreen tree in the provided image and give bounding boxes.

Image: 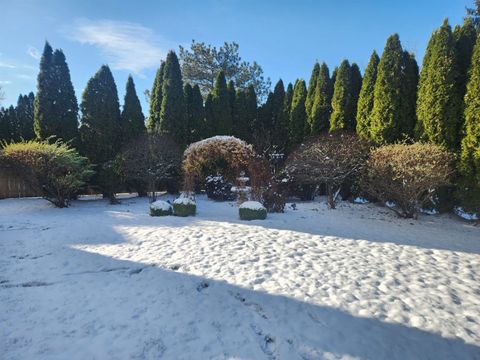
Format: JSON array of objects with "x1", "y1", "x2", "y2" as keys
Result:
[
  {"x1": 288, "y1": 79, "x2": 307, "y2": 147},
  {"x1": 16, "y1": 92, "x2": 35, "y2": 140},
  {"x1": 330, "y1": 60, "x2": 354, "y2": 131},
  {"x1": 184, "y1": 83, "x2": 205, "y2": 143},
  {"x1": 80, "y1": 65, "x2": 121, "y2": 164},
  {"x1": 370, "y1": 34, "x2": 405, "y2": 143},
  {"x1": 305, "y1": 62, "x2": 320, "y2": 129},
  {"x1": 270, "y1": 79, "x2": 288, "y2": 151},
  {"x1": 244, "y1": 85, "x2": 258, "y2": 141},
  {"x1": 416, "y1": 20, "x2": 462, "y2": 149},
  {"x1": 160, "y1": 51, "x2": 186, "y2": 145},
  {"x1": 204, "y1": 93, "x2": 215, "y2": 138},
  {"x1": 0, "y1": 107, "x2": 13, "y2": 142},
  {"x1": 122, "y1": 75, "x2": 146, "y2": 144},
  {"x1": 460, "y1": 31, "x2": 480, "y2": 187},
  {"x1": 454, "y1": 18, "x2": 477, "y2": 103},
  {"x1": 284, "y1": 82, "x2": 294, "y2": 114},
  {"x1": 350, "y1": 63, "x2": 362, "y2": 120},
  {"x1": 329, "y1": 67, "x2": 337, "y2": 104},
  {"x1": 34, "y1": 43, "x2": 78, "y2": 143},
  {"x1": 232, "y1": 89, "x2": 249, "y2": 141},
  {"x1": 227, "y1": 80, "x2": 236, "y2": 117},
  {"x1": 210, "y1": 71, "x2": 232, "y2": 135},
  {"x1": 147, "y1": 61, "x2": 165, "y2": 131},
  {"x1": 356, "y1": 51, "x2": 379, "y2": 138},
  {"x1": 310, "y1": 63, "x2": 331, "y2": 134},
  {"x1": 399, "y1": 51, "x2": 419, "y2": 138}
]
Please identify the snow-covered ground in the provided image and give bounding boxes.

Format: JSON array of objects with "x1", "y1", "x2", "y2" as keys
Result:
[{"x1": 1, "y1": 195, "x2": 479, "y2": 360}]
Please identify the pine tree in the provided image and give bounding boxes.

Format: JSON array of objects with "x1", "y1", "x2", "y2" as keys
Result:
[
  {"x1": 370, "y1": 34, "x2": 405, "y2": 143},
  {"x1": 122, "y1": 75, "x2": 146, "y2": 144},
  {"x1": 416, "y1": 20, "x2": 462, "y2": 149},
  {"x1": 147, "y1": 61, "x2": 165, "y2": 131},
  {"x1": 288, "y1": 79, "x2": 307, "y2": 147},
  {"x1": 454, "y1": 17, "x2": 477, "y2": 104},
  {"x1": 160, "y1": 51, "x2": 186, "y2": 145},
  {"x1": 305, "y1": 62, "x2": 320, "y2": 130},
  {"x1": 399, "y1": 51, "x2": 419, "y2": 138},
  {"x1": 184, "y1": 83, "x2": 205, "y2": 143},
  {"x1": 16, "y1": 92, "x2": 35, "y2": 140},
  {"x1": 460, "y1": 31, "x2": 480, "y2": 186},
  {"x1": 356, "y1": 51, "x2": 379, "y2": 138},
  {"x1": 34, "y1": 43, "x2": 78, "y2": 143},
  {"x1": 310, "y1": 63, "x2": 331, "y2": 134},
  {"x1": 330, "y1": 60, "x2": 354, "y2": 131},
  {"x1": 212, "y1": 71, "x2": 233, "y2": 135},
  {"x1": 80, "y1": 65, "x2": 121, "y2": 164}
]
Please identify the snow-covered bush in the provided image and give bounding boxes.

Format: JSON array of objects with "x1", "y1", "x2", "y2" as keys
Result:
[
  {"x1": 205, "y1": 175, "x2": 235, "y2": 201},
  {"x1": 149, "y1": 200, "x2": 173, "y2": 216},
  {"x1": 262, "y1": 177, "x2": 289, "y2": 213},
  {"x1": 361, "y1": 143, "x2": 454, "y2": 219},
  {"x1": 239, "y1": 201, "x2": 267, "y2": 220},
  {"x1": 173, "y1": 193, "x2": 196, "y2": 216},
  {"x1": 284, "y1": 133, "x2": 370, "y2": 208}
]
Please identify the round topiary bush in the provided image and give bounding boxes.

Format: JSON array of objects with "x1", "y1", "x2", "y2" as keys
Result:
[
  {"x1": 173, "y1": 194, "x2": 196, "y2": 217},
  {"x1": 239, "y1": 201, "x2": 267, "y2": 220},
  {"x1": 149, "y1": 200, "x2": 173, "y2": 216}
]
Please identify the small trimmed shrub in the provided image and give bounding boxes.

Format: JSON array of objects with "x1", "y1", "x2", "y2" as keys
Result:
[
  {"x1": 173, "y1": 194, "x2": 196, "y2": 217},
  {"x1": 361, "y1": 143, "x2": 454, "y2": 218},
  {"x1": 239, "y1": 201, "x2": 267, "y2": 220},
  {"x1": 149, "y1": 200, "x2": 173, "y2": 216},
  {"x1": 0, "y1": 140, "x2": 93, "y2": 207}
]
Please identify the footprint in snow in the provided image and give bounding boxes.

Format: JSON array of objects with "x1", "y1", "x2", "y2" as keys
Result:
[{"x1": 196, "y1": 281, "x2": 209, "y2": 292}]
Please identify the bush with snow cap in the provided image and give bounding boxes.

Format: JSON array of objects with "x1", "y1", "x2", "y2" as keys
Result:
[
  {"x1": 149, "y1": 200, "x2": 173, "y2": 216},
  {"x1": 173, "y1": 193, "x2": 196, "y2": 216},
  {"x1": 239, "y1": 201, "x2": 267, "y2": 220}
]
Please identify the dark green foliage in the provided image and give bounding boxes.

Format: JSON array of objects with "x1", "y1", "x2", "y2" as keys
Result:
[
  {"x1": 370, "y1": 34, "x2": 406, "y2": 143},
  {"x1": 305, "y1": 62, "x2": 320, "y2": 131},
  {"x1": 16, "y1": 92, "x2": 35, "y2": 140},
  {"x1": 34, "y1": 43, "x2": 78, "y2": 143},
  {"x1": 160, "y1": 51, "x2": 186, "y2": 145},
  {"x1": 239, "y1": 206, "x2": 267, "y2": 220},
  {"x1": 288, "y1": 79, "x2": 307, "y2": 147},
  {"x1": 454, "y1": 18, "x2": 477, "y2": 104},
  {"x1": 400, "y1": 52, "x2": 419, "y2": 138},
  {"x1": 173, "y1": 201, "x2": 196, "y2": 216},
  {"x1": 349, "y1": 62, "x2": 362, "y2": 122},
  {"x1": 232, "y1": 89, "x2": 251, "y2": 142},
  {"x1": 356, "y1": 51, "x2": 379, "y2": 138},
  {"x1": 204, "y1": 93, "x2": 215, "y2": 138},
  {"x1": 122, "y1": 75, "x2": 146, "y2": 144},
  {"x1": 244, "y1": 85, "x2": 257, "y2": 140},
  {"x1": 79, "y1": 65, "x2": 121, "y2": 201},
  {"x1": 416, "y1": 20, "x2": 462, "y2": 149},
  {"x1": 270, "y1": 80, "x2": 288, "y2": 152},
  {"x1": 330, "y1": 60, "x2": 355, "y2": 131},
  {"x1": 227, "y1": 80, "x2": 236, "y2": 115},
  {"x1": 310, "y1": 63, "x2": 331, "y2": 134},
  {"x1": 184, "y1": 83, "x2": 205, "y2": 143},
  {"x1": 211, "y1": 71, "x2": 233, "y2": 135},
  {"x1": 150, "y1": 204, "x2": 173, "y2": 216},
  {"x1": 147, "y1": 61, "x2": 165, "y2": 132},
  {"x1": 0, "y1": 106, "x2": 18, "y2": 142},
  {"x1": 284, "y1": 83, "x2": 294, "y2": 115},
  {"x1": 459, "y1": 31, "x2": 480, "y2": 211}
]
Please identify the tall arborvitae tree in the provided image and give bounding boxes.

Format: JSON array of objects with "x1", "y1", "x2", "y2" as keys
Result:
[
  {"x1": 416, "y1": 20, "x2": 462, "y2": 149},
  {"x1": 227, "y1": 80, "x2": 236, "y2": 117},
  {"x1": 330, "y1": 60, "x2": 354, "y2": 131},
  {"x1": 460, "y1": 31, "x2": 480, "y2": 190},
  {"x1": 399, "y1": 51, "x2": 419, "y2": 138},
  {"x1": 370, "y1": 34, "x2": 405, "y2": 143},
  {"x1": 284, "y1": 83, "x2": 294, "y2": 114},
  {"x1": 305, "y1": 62, "x2": 320, "y2": 129},
  {"x1": 0, "y1": 107, "x2": 13, "y2": 141},
  {"x1": 204, "y1": 93, "x2": 215, "y2": 138},
  {"x1": 270, "y1": 79, "x2": 288, "y2": 151},
  {"x1": 356, "y1": 51, "x2": 379, "y2": 138},
  {"x1": 310, "y1": 63, "x2": 331, "y2": 134},
  {"x1": 232, "y1": 89, "x2": 249, "y2": 141},
  {"x1": 147, "y1": 61, "x2": 165, "y2": 131},
  {"x1": 122, "y1": 75, "x2": 146, "y2": 144},
  {"x1": 34, "y1": 43, "x2": 78, "y2": 143},
  {"x1": 329, "y1": 67, "x2": 337, "y2": 103},
  {"x1": 212, "y1": 71, "x2": 233, "y2": 135},
  {"x1": 349, "y1": 62, "x2": 362, "y2": 122},
  {"x1": 184, "y1": 83, "x2": 205, "y2": 143},
  {"x1": 16, "y1": 92, "x2": 35, "y2": 140},
  {"x1": 288, "y1": 79, "x2": 307, "y2": 147},
  {"x1": 80, "y1": 65, "x2": 121, "y2": 165},
  {"x1": 245, "y1": 85, "x2": 257, "y2": 142},
  {"x1": 160, "y1": 51, "x2": 186, "y2": 145},
  {"x1": 454, "y1": 18, "x2": 477, "y2": 103}
]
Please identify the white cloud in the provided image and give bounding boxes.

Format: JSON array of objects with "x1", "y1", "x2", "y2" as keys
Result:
[
  {"x1": 0, "y1": 61, "x2": 16, "y2": 69},
  {"x1": 68, "y1": 18, "x2": 169, "y2": 75},
  {"x1": 27, "y1": 45, "x2": 41, "y2": 60},
  {"x1": 0, "y1": 80, "x2": 12, "y2": 84}
]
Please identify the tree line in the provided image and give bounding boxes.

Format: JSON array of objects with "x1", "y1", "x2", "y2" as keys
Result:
[{"x1": 0, "y1": 12, "x2": 479, "y2": 209}]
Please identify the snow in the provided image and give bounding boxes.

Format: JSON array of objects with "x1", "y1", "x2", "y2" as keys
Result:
[
  {"x1": 185, "y1": 136, "x2": 250, "y2": 155},
  {"x1": 353, "y1": 197, "x2": 369, "y2": 204},
  {"x1": 454, "y1": 206, "x2": 479, "y2": 221},
  {"x1": 1, "y1": 195, "x2": 480, "y2": 359},
  {"x1": 173, "y1": 196, "x2": 195, "y2": 206},
  {"x1": 150, "y1": 200, "x2": 172, "y2": 211},
  {"x1": 239, "y1": 201, "x2": 266, "y2": 211}
]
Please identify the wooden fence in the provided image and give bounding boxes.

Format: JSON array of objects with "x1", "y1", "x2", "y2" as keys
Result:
[{"x1": 0, "y1": 168, "x2": 40, "y2": 199}]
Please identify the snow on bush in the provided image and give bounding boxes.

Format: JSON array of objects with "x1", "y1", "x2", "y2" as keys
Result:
[
  {"x1": 239, "y1": 201, "x2": 267, "y2": 220},
  {"x1": 454, "y1": 207, "x2": 479, "y2": 221},
  {"x1": 173, "y1": 193, "x2": 196, "y2": 216},
  {"x1": 205, "y1": 175, "x2": 235, "y2": 201},
  {"x1": 149, "y1": 200, "x2": 172, "y2": 216}
]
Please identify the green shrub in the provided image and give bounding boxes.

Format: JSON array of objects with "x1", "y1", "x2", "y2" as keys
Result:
[
  {"x1": 173, "y1": 196, "x2": 196, "y2": 216},
  {"x1": 149, "y1": 200, "x2": 173, "y2": 216},
  {"x1": 0, "y1": 140, "x2": 93, "y2": 207},
  {"x1": 239, "y1": 201, "x2": 267, "y2": 220}
]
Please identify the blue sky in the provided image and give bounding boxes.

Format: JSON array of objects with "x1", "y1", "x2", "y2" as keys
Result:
[{"x1": 0, "y1": 0, "x2": 468, "y2": 114}]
